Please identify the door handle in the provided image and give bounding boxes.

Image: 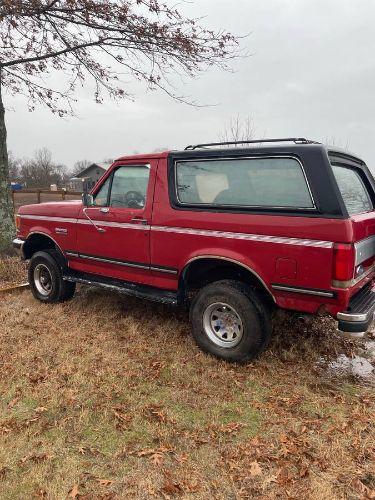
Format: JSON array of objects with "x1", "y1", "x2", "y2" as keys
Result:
[
  {"x1": 99, "y1": 207, "x2": 110, "y2": 213},
  {"x1": 131, "y1": 217, "x2": 148, "y2": 225}
]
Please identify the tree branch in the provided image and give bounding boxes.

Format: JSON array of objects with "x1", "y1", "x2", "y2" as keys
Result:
[{"x1": 1, "y1": 39, "x2": 106, "y2": 68}]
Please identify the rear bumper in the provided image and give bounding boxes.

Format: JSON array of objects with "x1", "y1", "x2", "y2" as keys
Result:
[
  {"x1": 12, "y1": 238, "x2": 25, "y2": 259},
  {"x1": 337, "y1": 282, "x2": 375, "y2": 336}
]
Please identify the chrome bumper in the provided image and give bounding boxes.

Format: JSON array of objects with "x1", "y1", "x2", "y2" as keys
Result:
[
  {"x1": 12, "y1": 238, "x2": 25, "y2": 259},
  {"x1": 337, "y1": 283, "x2": 375, "y2": 337}
]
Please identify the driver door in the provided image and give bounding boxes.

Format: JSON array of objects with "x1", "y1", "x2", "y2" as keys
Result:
[{"x1": 74, "y1": 162, "x2": 156, "y2": 285}]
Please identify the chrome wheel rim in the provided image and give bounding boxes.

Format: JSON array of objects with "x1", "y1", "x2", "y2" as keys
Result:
[
  {"x1": 34, "y1": 264, "x2": 53, "y2": 296},
  {"x1": 203, "y1": 302, "x2": 243, "y2": 348}
]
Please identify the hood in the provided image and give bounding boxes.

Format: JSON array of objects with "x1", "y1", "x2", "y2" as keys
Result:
[{"x1": 18, "y1": 200, "x2": 82, "y2": 218}]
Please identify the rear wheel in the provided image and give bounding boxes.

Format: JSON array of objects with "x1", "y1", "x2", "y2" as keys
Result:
[
  {"x1": 190, "y1": 280, "x2": 271, "y2": 363},
  {"x1": 28, "y1": 250, "x2": 76, "y2": 303}
]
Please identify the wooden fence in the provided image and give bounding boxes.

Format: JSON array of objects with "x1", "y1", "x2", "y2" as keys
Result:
[{"x1": 12, "y1": 188, "x2": 82, "y2": 212}]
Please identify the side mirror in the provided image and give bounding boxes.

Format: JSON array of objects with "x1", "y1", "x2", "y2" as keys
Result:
[
  {"x1": 81, "y1": 178, "x2": 94, "y2": 207},
  {"x1": 82, "y1": 192, "x2": 94, "y2": 207}
]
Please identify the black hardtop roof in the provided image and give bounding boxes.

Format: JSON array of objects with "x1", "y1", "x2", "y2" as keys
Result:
[
  {"x1": 184, "y1": 138, "x2": 318, "y2": 150},
  {"x1": 170, "y1": 138, "x2": 366, "y2": 166},
  {"x1": 171, "y1": 140, "x2": 324, "y2": 159}
]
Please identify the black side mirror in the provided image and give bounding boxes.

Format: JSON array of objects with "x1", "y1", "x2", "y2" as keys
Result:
[
  {"x1": 82, "y1": 192, "x2": 94, "y2": 207},
  {"x1": 82, "y1": 180, "x2": 94, "y2": 207}
]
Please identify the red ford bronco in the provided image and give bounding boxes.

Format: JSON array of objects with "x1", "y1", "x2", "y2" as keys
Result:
[{"x1": 13, "y1": 138, "x2": 375, "y2": 362}]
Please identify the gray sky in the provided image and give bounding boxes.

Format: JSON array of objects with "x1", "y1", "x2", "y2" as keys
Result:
[{"x1": 5, "y1": 0, "x2": 375, "y2": 169}]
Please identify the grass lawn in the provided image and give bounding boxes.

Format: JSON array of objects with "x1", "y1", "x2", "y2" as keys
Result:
[
  {"x1": 0, "y1": 256, "x2": 27, "y2": 288},
  {"x1": 0, "y1": 268, "x2": 374, "y2": 498}
]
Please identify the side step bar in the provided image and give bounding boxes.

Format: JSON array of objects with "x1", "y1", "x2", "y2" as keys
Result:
[{"x1": 63, "y1": 270, "x2": 178, "y2": 306}]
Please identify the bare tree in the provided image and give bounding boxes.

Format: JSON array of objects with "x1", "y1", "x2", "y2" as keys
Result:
[
  {"x1": 71, "y1": 159, "x2": 92, "y2": 177},
  {"x1": 322, "y1": 136, "x2": 351, "y2": 151},
  {"x1": 0, "y1": 1, "x2": 240, "y2": 253},
  {"x1": 7, "y1": 151, "x2": 21, "y2": 181},
  {"x1": 19, "y1": 148, "x2": 67, "y2": 187},
  {"x1": 219, "y1": 115, "x2": 256, "y2": 144}
]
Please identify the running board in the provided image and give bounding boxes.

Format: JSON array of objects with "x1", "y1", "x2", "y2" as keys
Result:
[{"x1": 62, "y1": 270, "x2": 178, "y2": 305}]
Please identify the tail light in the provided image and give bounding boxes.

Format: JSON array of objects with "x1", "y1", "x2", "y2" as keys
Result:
[
  {"x1": 332, "y1": 243, "x2": 355, "y2": 282},
  {"x1": 15, "y1": 215, "x2": 21, "y2": 232}
]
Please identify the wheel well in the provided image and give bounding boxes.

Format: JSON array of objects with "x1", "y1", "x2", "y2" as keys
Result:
[
  {"x1": 23, "y1": 233, "x2": 61, "y2": 260},
  {"x1": 180, "y1": 258, "x2": 274, "y2": 304}
]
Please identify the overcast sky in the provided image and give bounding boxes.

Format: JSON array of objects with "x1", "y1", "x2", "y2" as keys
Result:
[{"x1": 4, "y1": 0, "x2": 375, "y2": 170}]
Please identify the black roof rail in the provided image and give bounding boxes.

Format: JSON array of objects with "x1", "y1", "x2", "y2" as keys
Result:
[{"x1": 184, "y1": 138, "x2": 320, "y2": 150}]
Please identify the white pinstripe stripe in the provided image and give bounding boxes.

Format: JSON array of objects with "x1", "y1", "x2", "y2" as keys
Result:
[
  {"x1": 20, "y1": 214, "x2": 76, "y2": 224},
  {"x1": 151, "y1": 225, "x2": 333, "y2": 249},
  {"x1": 19, "y1": 214, "x2": 333, "y2": 248},
  {"x1": 19, "y1": 214, "x2": 147, "y2": 231},
  {"x1": 79, "y1": 219, "x2": 148, "y2": 230}
]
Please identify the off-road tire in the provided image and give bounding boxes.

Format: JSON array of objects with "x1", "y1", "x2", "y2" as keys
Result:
[
  {"x1": 190, "y1": 280, "x2": 271, "y2": 363},
  {"x1": 28, "y1": 250, "x2": 76, "y2": 303}
]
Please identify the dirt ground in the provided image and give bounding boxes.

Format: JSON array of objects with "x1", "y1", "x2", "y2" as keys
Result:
[{"x1": 0, "y1": 268, "x2": 374, "y2": 498}]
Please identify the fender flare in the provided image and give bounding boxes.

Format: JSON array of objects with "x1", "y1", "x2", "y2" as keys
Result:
[{"x1": 180, "y1": 254, "x2": 275, "y2": 302}]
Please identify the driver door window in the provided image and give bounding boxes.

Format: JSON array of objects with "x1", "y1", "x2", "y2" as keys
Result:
[{"x1": 109, "y1": 166, "x2": 150, "y2": 208}]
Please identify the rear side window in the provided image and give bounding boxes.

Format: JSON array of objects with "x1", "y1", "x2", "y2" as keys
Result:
[
  {"x1": 332, "y1": 165, "x2": 373, "y2": 215},
  {"x1": 175, "y1": 157, "x2": 314, "y2": 209}
]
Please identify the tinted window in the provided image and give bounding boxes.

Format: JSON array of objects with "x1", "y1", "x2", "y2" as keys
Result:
[
  {"x1": 109, "y1": 166, "x2": 150, "y2": 208},
  {"x1": 176, "y1": 157, "x2": 314, "y2": 208},
  {"x1": 332, "y1": 165, "x2": 373, "y2": 215}
]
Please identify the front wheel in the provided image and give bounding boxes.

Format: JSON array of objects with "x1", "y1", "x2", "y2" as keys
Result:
[
  {"x1": 190, "y1": 280, "x2": 271, "y2": 363},
  {"x1": 28, "y1": 250, "x2": 76, "y2": 303}
]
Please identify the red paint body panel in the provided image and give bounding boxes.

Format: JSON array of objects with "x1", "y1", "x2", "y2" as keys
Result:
[{"x1": 16, "y1": 150, "x2": 375, "y2": 320}]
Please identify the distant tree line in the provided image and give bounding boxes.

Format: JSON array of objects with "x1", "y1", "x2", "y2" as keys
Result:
[{"x1": 8, "y1": 149, "x2": 94, "y2": 189}]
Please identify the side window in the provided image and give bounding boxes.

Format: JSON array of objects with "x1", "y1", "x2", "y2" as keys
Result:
[
  {"x1": 175, "y1": 157, "x2": 314, "y2": 209},
  {"x1": 93, "y1": 176, "x2": 111, "y2": 206},
  {"x1": 332, "y1": 165, "x2": 373, "y2": 215},
  {"x1": 109, "y1": 166, "x2": 150, "y2": 208}
]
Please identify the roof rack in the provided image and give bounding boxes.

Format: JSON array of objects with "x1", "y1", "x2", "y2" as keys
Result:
[{"x1": 184, "y1": 138, "x2": 320, "y2": 150}]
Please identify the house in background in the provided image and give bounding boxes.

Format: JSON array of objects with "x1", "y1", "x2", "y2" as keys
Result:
[{"x1": 69, "y1": 162, "x2": 112, "y2": 192}]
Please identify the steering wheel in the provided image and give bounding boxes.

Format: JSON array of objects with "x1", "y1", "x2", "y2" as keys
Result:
[{"x1": 125, "y1": 191, "x2": 145, "y2": 208}]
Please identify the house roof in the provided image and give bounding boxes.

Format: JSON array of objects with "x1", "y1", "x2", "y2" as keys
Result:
[{"x1": 71, "y1": 162, "x2": 112, "y2": 179}]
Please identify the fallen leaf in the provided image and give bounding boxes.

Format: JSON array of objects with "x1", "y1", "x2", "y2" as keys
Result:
[
  {"x1": 137, "y1": 448, "x2": 156, "y2": 457},
  {"x1": 161, "y1": 480, "x2": 183, "y2": 495},
  {"x1": 262, "y1": 474, "x2": 278, "y2": 488},
  {"x1": 7, "y1": 397, "x2": 19, "y2": 408},
  {"x1": 182, "y1": 479, "x2": 200, "y2": 493},
  {"x1": 96, "y1": 478, "x2": 113, "y2": 486},
  {"x1": 249, "y1": 461, "x2": 262, "y2": 477},
  {"x1": 34, "y1": 407, "x2": 48, "y2": 414},
  {"x1": 175, "y1": 453, "x2": 188, "y2": 464},
  {"x1": 219, "y1": 422, "x2": 244, "y2": 434},
  {"x1": 299, "y1": 467, "x2": 309, "y2": 478},
  {"x1": 34, "y1": 489, "x2": 47, "y2": 499},
  {"x1": 68, "y1": 484, "x2": 79, "y2": 498},
  {"x1": 151, "y1": 453, "x2": 164, "y2": 466}
]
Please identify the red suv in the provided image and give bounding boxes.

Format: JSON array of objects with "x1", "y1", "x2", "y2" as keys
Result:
[{"x1": 13, "y1": 138, "x2": 375, "y2": 362}]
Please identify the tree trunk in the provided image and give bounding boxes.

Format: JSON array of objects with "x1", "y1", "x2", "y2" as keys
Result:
[{"x1": 0, "y1": 75, "x2": 16, "y2": 254}]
